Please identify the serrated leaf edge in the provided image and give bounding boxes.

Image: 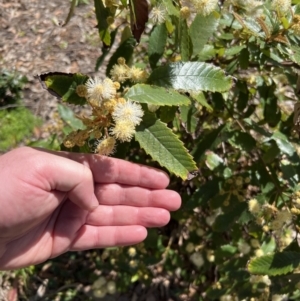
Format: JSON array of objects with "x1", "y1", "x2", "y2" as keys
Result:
[{"x1": 135, "y1": 119, "x2": 197, "y2": 179}]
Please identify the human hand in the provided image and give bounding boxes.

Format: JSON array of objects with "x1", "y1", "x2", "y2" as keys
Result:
[{"x1": 0, "y1": 147, "x2": 181, "y2": 270}]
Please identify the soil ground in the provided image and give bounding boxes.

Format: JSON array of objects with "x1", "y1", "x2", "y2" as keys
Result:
[{"x1": 0, "y1": 0, "x2": 102, "y2": 126}]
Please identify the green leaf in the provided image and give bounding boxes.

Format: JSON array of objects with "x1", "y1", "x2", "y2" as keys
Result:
[
  {"x1": 57, "y1": 104, "x2": 85, "y2": 130},
  {"x1": 218, "y1": 32, "x2": 234, "y2": 40},
  {"x1": 244, "y1": 118, "x2": 271, "y2": 137},
  {"x1": 184, "y1": 178, "x2": 220, "y2": 210},
  {"x1": 290, "y1": 45, "x2": 300, "y2": 65},
  {"x1": 258, "y1": 84, "x2": 281, "y2": 127},
  {"x1": 120, "y1": 25, "x2": 133, "y2": 43},
  {"x1": 261, "y1": 237, "x2": 276, "y2": 255},
  {"x1": 224, "y1": 45, "x2": 246, "y2": 57},
  {"x1": 162, "y1": 0, "x2": 179, "y2": 17},
  {"x1": 262, "y1": 140, "x2": 280, "y2": 163},
  {"x1": 94, "y1": 0, "x2": 111, "y2": 45},
  {"x1": 135, "y1": 111, "x2": 197, "y2": 179},
  {"x1": 192, "y1": 92, "x2": 213, "y2": 112},
  {"x1": 198, "y1": 44, "x2": 216, "y2": 61},
  {"x1": 219, "y1": 244, "x2": 237, "y2": 255},
  {"x1": 179, "y1": 104, "x2": 198, "y2": 134},
  {"x1": 148, "y1": 62, "x2": 233, "y2": 93},
  {"x1": 271, "y1": 131, "x2": 295, "y2": 156},
  {"x1": 148, "y1": 24, "x2": 168, "y2": 69},
  {"x1": 190, "y1": 13, "x2": 219, "y2": 56},
  {"x1": 95, "y1": 28, "x2": 118, "y2": 71},
  {"x1": 125, "y1": 84, "x2": 191, "y2": 106},
  {"x1": 271, "y1": 274, "x2": 300, "y2": 295},
  {"x1": 38, "y1": 72, "x2": 88, "y2": 105},
  {"x1": 239, "y1": 48, "x2": 250, "y2": 69},
  {"x1": 236, "y1": 80, "x2": 249, "y2": 112},
  {"x1": 205, "y1": 151, "x2": 224, "y2": 170},
  {"x1": 280, "y1": 159, "x2": 299, "y2": 186},
  {"x1": 248, "y1": 252, "x2": 300, "y2": 276},
  {"x1": 242, "y1": 16, "x2": 265, "y2": 37},
  {"x1": 160, "y1": 106, "x2": 177, "y2": 123},
  {"x1": 228, "y1": 131, "x2": 256, "y2": 152},
  {"x1": 213, "y1": 202, "x2": 247, "y2": 232},
  {"x1": 192, "y1": 124, "x2": 227, "y2": 162},
  {"x1": 179, "y1": 18, "x2": 192, "y2": 61},
  {"x1": 210, "y1": 193, "x2": 236, "y2": 211}
]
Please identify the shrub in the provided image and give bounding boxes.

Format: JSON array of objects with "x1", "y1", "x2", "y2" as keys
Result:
[
  {"x1": 0, "y1": 69, "x2": 27, "y2": 107},
  {"x1": 35, "y1": 0, "x2": 300, "y2": 299}
]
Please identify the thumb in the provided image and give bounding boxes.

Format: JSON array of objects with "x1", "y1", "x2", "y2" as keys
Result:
[
  {"x1": 15, "y1": 147, "x2": 99, "y2": 211},
  {"x1": 44, "y1": 154, "x2": 99, "y2": 211}
]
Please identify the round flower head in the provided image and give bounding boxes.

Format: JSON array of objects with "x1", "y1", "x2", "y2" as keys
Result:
[
  {"x1": 85, "y1": 77, "x2": 117, "y2": 103},
  {"x1": 292, "y1": 23, "x2": 300, "y2": 36},
  {"x1": 150, "y1": 4, "x2": 168, "y2": 24},
  {"x1": 185, "y1": 242, "x2": 195, "y2": 253},
  {"x1": 248, "y1": 198, "x2": 261, "y2": 214},
  {"x1": 271, "y1": 0, "x2": 291, "y2": 15},
  {"x1": 112, "y1": 100, "x2": 144, "y2": 126},
  {"x1": 189, "y1": 252, "x2": 204, "y2": 268},
  {"x1": 76, "y1": 84, "x2": 88, "y2": 98},
  {"x1": 191, "y1": 0, "x2": 218, "y2": 16},
  {"x1": 95, "y1": 136, "x2": 116, "y2": 156},
  {"x1": 110, "y1": 119, "x2": 136, "y2": 142},
  {"x1": 110, "y1": 64, "x2": 128, "y2": 83},
  {"x1": 128, "y1": 247, "x2": 137, "y2": 257},
  {"x1": 102, "y1": 78, "x2": 118, "y2": 99},
  {"x1": 129, "y1": 259, "x2": 138, "y2": 268},
  {"x1": 255, "y1": 249, "x2": 264, "y2": 257},
  {"x1": 276, "y1": 210, "x2": 292, "y2": 224},
  {"x1": 180, "y1": 6, "x2": 191, "y2": 19},
  {"x1": 128, "y1": 67, "x2": 148, "y2": 83},
  {"x1": 237, "y1": 241, "x2": 251, "y2": 255},
  {"x1": 106, "y1": 281, "x2": 116, "y2": 294}
]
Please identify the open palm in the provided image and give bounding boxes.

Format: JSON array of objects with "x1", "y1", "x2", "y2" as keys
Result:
[{"x1": 0, "y1": 147, "x2": 181, "y2": 270}]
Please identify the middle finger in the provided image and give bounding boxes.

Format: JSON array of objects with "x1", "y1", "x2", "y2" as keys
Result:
[{"x1": 94, "y1": 184, "x2": 181, "y2": 211}]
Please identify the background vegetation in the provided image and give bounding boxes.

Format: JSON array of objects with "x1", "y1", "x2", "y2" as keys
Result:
[
  {"x1": 3, "y1": 0, "x2": 300, "y2": 300},
  {"x1": 0, "y1": 70, "x2": 41, "y2": 152}
]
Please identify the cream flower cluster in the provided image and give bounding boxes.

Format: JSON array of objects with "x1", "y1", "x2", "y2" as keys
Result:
[
  {"x1": 149, "y1": 4, "x2": 168, "y2": 24},
  {"x1": 271, "y1": 0, "x2": 291, "y2": 15},
  {"x1": 110, "y1": 58, "x2": 148, "y2": 83},
  {"x1": 190, "y1": 0, "x2": 218, "y2": 16},
  {"x1": 110, "y1": 100, "x2": 143, "y2": 142},
  {"x1": 86, "y1": 77, "x2": 144, "y2": 148},
  {"x1": 64, "y1": 69, "x2": 144, "y2": 156},
  {"x1": 85, "y1": 77, "x2": 117, "y2": 105}
]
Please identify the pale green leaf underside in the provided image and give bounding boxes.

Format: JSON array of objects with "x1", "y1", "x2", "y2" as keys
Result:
[
  {"x1": 125, "y1": 84, "x2": 191, "y2": 106},
  {"x1": 135, "y1": 112, "x2": 197, "y2": 180},
  {"x1": 148, "y1": 62, "x2": 233, "y2": 92}
]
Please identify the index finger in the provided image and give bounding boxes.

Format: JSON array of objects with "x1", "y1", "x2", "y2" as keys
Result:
[
  {"x1": 88, "y1": 155, "x2": 170, "y2": 189},
  {"x1": 41, "y1": 150, "x2": 170, "y2": 189}
]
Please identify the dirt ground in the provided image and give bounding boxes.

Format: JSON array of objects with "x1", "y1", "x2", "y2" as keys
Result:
[{"x1": 0, "y1": 0, "x2": 102, "y2": 124}]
